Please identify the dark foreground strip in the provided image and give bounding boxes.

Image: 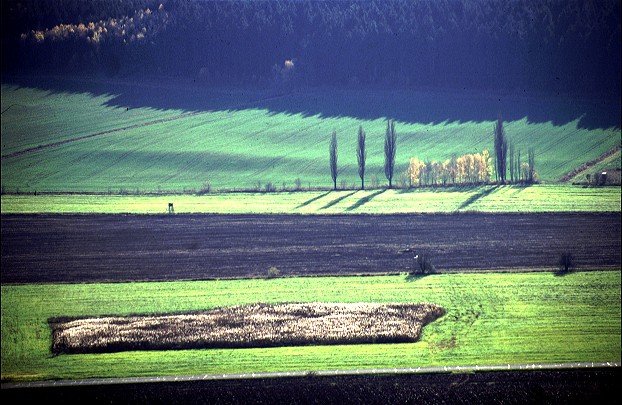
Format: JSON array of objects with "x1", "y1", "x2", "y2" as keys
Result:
[{"x1": 2, "y1": 362, "x2": 619, "y2": 389}]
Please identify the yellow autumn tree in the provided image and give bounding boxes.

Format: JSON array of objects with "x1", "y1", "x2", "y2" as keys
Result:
[
  {"x1": 407, "y1": 158, "x2": 425, "y2": 187},
  {"x1": 456, "y1": 156, "x2": 465, "y2": 184},
  {"x1": 480, "y1": 150, "x2": 493, "y2": 183},
  {"x1": 407, "y1": 149, "x2": 494, "y2": 187}
]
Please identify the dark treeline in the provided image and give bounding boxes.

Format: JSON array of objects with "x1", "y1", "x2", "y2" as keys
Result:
[{"x1": 2, "y1": 0, "x2": 620, "y2": 97}]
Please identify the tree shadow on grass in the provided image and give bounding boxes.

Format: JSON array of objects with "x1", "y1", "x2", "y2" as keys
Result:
[
  {"x1": 509, "y1": 184, "x2": 533, "y2": 196},
  {"x1": 397, "y1": 185, "x2": 493, "y2": 194},
  {"x1": 405, "y1": 273, "x2": 436, "y2": 282},
  {"x1": 320, "y1": 191, "x2": 358, "y2": 210},
  {"x1": 457, "y1": 186, "x2": 500, "y2": 211},
  {"x1": 346, "y1": 189, "x2": 387, "y2": 211},
  {"x1": 296, "y1": 191, "x2": 331, "y2": 209}
]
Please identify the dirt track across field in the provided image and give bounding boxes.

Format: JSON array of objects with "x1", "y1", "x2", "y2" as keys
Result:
[{"x1": 1, "y1": 213, "x2": 619, "y2": 284}]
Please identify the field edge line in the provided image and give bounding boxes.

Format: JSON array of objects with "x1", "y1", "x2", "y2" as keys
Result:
[{"x1": 2, "y1": 362, "x2": 620, "y2": 389}]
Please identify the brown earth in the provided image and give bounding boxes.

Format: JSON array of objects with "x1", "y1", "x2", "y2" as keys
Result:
[{"x1": 1, "y1": 213, "x2": 620, "y2": 284}]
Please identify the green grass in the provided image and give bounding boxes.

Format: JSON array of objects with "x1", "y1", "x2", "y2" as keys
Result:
[
  {"x1": 0, "y1": 79, "x2": 267, "y2": 155},
  {"x1": 1, "y1": 185, "x2": 620, "y2": 214},
  {"x1": 2, "y1": 79, "x2": 620, "y2": 193},
  {"x1": 2, "y1": 271, "x2": 619, "y2": 382},
  {"x1": 1, "y1": 84, "x2": 182, "y2": 154}
]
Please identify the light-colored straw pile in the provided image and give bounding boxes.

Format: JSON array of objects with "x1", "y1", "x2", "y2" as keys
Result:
[{"x1": 50, "y1": 302, "x2": 445, "y2": 354}]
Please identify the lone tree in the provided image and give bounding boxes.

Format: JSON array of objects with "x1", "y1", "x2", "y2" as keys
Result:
[
  {"x1": 415, "y1": 253, "x2": 436, "y2": 274},
  {"x1": 558, "y1": 253, "x2": 575, "y2": 273},
  {"x1": 384, "y1": 119, "x2": 397, "y2": 188},
  {"x1": 357, "y1": 125, "x2": 367, "y2": 190},
  {"x1": 330, "y1": 130, "x2": 338, "y2": 190},
  {"x1": 494, "y1": 113, "x2": 508, "y2": 183}
]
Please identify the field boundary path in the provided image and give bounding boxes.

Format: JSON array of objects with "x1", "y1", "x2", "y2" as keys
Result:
[
  {"x1": 2, "y1": 362, "x2": 619, "y2": 389},
  {"x1": 1, "y1": 92, "x2": 291, "y2": 160}
]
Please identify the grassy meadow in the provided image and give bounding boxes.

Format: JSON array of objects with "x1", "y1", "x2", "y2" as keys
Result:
[
  {"x1": 1, "y1": 271, "x2": 619, "y2": 382},
  {"x1": 2, "y1": 76, "x2": 620, "y2": 385},
  {"x1": 2, "y1": 77, "x2": 620, "y2": 193},
  {"x1": 1, "y1": 185, "x2": 620, "y2": 214}
]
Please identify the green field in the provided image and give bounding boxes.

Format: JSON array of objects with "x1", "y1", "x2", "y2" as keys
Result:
[
  {"x1": 2, "y1": 77, "x2": 620, "y2": 386},
  {"x1": 0, "y1": 79, "x2": 266, "y2": 155},
  {"x1": 1, "y1": 271, "x2": 619, "y2": 382},
  {"x1": 1, "y1": 185, "x2": 620, "y2": 214},
  {"x1": 2, "y1": 78, "x2": 620, "y2": 193}
]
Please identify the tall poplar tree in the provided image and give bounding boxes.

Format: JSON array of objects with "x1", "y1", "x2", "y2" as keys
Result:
[
  {"x1": 384, "y1": 119, "x2": 397, "y2": 188},
  {"x1": 494, "y1": 114, "x2": 508, "y2": 183},
  {"x1": 330, "y1": 130, "x2": 338, "y2": 190},
  {"x1": 357, "y1": 125, "x2": 367, "y2": 190}
]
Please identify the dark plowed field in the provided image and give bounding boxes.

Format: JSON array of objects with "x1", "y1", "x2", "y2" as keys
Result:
[
  {"x1": 2, "y1": 213, "x2": 619, "y2": 284},
  {"x1": 3, "y1": 369, "x2": 619, "y2": 405}
]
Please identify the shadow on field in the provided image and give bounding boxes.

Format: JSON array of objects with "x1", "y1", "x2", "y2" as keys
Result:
[
  {"x1": 509, "y1": 185, "x2": 532, "y2": 196},
  {"x1": 320, "y1": 191, "x2": 358, "y2": 210},
  {"x1": 296, "y1": 191, "x2": 331, "y2": 209},
  {"x1": 347, "y1": 189, "x2": 387, "y2": 211},
  {"x1": 457, "y1": 186, "x2": 500, "y2": 211},
  {"x1": 398, "y1": 185, "x2": 495, "y2": 194},
  {"x1": 2, "y1": 75, "x2": 620, "y2": 130},
  {"x1": 553, "y1": 265, "x2": 579, "y2": 277},
  {"x1": 404, "y1": 273, "x2": 435, "y2": 282}
]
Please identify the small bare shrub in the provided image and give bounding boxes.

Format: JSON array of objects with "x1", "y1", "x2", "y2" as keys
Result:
[
  {"x1": 398, "y1": 172, "x2": 409, "y2": 189},
  {"x1": 264, "y1": 182, "x2": 276, "y2": 192},
  {"x1": 370, "y1": 175, "x2": 379, "y2": 189},
  {"x1": 412, "y1": 252, "x2": 436, "y2": 275},
  {"x1": 198, "y1": 181, "x2": 212, "y2": 194},
  {"x1": 267, "y1": 266, "x2": 281, "y2": 278},
  {"x1": 294, "y1": 178, "x2": 302, "y2": 190}
]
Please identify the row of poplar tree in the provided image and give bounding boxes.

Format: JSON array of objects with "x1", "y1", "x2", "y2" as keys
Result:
[
  {"x1": 329, "y1": 120, "x2": 396, "y2": 191},
  {"x1": 329, "y1": 116, "x2": 536, "y2": 190}
]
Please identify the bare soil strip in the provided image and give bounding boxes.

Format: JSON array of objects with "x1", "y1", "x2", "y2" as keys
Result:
[
  {"x1": 50, "y1": 303, "x2": 445, "y2": 354},
  {"x1": 2, "y1": 213, "x2": 619, "y2": 284}
]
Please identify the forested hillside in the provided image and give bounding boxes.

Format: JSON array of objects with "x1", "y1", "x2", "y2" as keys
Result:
[{"x1": 2, "y1": 0, "x2": 620, "y2": 97}]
